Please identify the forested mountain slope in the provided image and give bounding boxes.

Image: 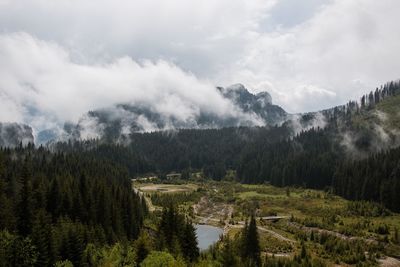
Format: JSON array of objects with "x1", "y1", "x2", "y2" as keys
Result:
[
  {"x1": 238, "y1": 81, "x2": 400, "y2": 211},
  {"x1": 0, "y1": 145, "x2": 147, "y2": 266},
  {"x1": 0, "y1": 122, "x2": 34, "y2": 147},
  {"x1": 41, "y1": 82, "x2": 400, "y2": 213}
]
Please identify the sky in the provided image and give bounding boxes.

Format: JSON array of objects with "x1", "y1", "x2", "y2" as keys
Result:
[{"x1": 0, "y1": 0, "x2": 399, "y2": 133}]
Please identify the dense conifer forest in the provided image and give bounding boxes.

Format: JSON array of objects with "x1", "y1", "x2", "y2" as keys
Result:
[{"x1": 0, "y1": 145, "x2": 147, "y2": 266}]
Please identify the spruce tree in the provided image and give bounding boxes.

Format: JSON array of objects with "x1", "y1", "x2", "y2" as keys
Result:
[
  {"x1": 220, "y1": 237, "x2": 238, "y2": 267},
  {"x1": 242, "y1": 216, "x2": 261, "y2": 267},
  {"x1": 47, "y1": 178, "x2": 60, "y2": 221},
  {"x1": 181, "y1": 221, "x2": 199, "y2": 262},
  {"x1": 135, "y1": 231, "x2": 150, "y2": 265},
  {"x1": 31, "y1": 209, "x2": 53, "y2": 267},
  {"x1": 66, "y1": 227, "x2": 84, "y2": 266},
  {"x1": 17, "y1": 161, "x2": 33, "y2": 237},
  {"x1": 394, "y1": 227, "x2": 400, "y2": 245}
]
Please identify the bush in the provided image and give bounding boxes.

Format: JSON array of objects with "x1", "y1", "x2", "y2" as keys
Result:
[
  {"x1": 140, "y1": 251, "x2": 185, "y2": 267},
  {"x1": 375, "y1": 224, "x2": 390, "y2": 235},
  {"x1": 54, "y1": 260, "x2": 74, "y2": 267}
]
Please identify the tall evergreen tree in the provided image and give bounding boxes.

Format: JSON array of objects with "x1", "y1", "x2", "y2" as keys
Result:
[
  {"x1": 394, "y1": 227, "x2": 400, "y2": 245},
  {"x1": 181, "y1": 221, "x2": 199, "y2": 262},
  {"x1": 241, "y1": 216, "x2": 261, "y2": 267},
  {"x1": 220, "y1": 237, "x2": 238, "y2": 267},
  {"x1": 17, "y1": 161, "x2": 33, "y2": 237},
  {"x1": 31, "y1": 209, "x2": 53, "y2": 267},
  {"x1": 135, "y1": 231, "x2": 150, "y2": 265}
]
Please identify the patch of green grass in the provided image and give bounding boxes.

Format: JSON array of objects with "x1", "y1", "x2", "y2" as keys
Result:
[
  {"x1": 137, "y1": 183, "x2": 198, "y2": 193},
  {"x1": 377, "y1": 94, "x2": 400, "y2": 129},
  {"x1": 260, "y1": 232, "x2": 293, "y2": 254},
  {"x1": 350, "y1": 94, "x2": 400, "y2": 130},
  {"x1": 238, "y1": 191, "x2": 274, "y2": 199}
]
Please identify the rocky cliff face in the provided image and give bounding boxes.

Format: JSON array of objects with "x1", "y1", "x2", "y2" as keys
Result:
[{"x1": 218, "y1": 84, "x2": 286, "y2": 125}]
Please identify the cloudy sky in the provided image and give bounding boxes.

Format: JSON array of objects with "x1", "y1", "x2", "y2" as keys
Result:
[{"x1": 0, "y1": 0, "x2": 399, "y2": 133}]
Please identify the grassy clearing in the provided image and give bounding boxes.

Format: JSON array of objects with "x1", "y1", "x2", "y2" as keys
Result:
[
  {"x1": 377, "y1": 94, "x2": 400, "y2": 128},
  {"x1": 351, "y1": 93, "x2": 400, "y2": 130},
  {"x1": 135, "y1": 183, "x2": 198, "y2": 193}
]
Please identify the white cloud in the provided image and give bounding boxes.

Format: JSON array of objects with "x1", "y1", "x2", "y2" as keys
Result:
[
  {"x1": 0, "y1": 0, "x2": 399, "y2": 123},
  {"x1": 222, "y1": 0, "x2": 400, "y2": 112},
  {"x1": 0, "y1": 32, "x2": 263, "y2": 135},
  {"x1": 0, "y1": 0, "x2": 275, "y2": 73}
]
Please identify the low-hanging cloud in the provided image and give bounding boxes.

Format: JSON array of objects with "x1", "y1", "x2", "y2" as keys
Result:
[
  {"x1": 0, "y1": 122, "x2": 34, "y2": 147},
  {"x1": 288, "y1": 112, "x2": 327, "y2": 135},
  {"x1": 1, "y1": 0, "x2": 400, "y2": 131},
  {"x1": 0, "y1": 32, "x2": 264, "y2": 138},
  {"x1": 339, "y1": 109, "x2": 400, "y2": 157}
]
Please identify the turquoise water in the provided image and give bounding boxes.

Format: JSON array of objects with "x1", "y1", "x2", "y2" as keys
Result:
[{"x1": 195, "y1": 224, "x2": 223, "y2": 251}]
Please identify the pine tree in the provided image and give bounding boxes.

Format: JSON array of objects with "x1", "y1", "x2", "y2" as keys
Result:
[
  {"x1": 181, "y1": 221, "x2": 199, "y2": 262},
  {"x1": 242, "y1": 216, "x2": 261, "y2": 267},
  {"x1": 17, "y1": 161, "x2": 33, "y2": 237},
  {"x1": 300, "y1": 241, "x2": 307, "y2": 259},
  {"x1": 66, "y1": 227, "x2": 84, "y2": 266},
  {"x1": 286, "y1": 187, "x2": 290, "y2": 197},
  {"x1": 31, "y1": 209, "x2": 53, "y2": 267},
  {"x1": 220, "y1": 237, "x2": 238, "y2": 267},
  {"x1": 47, "y1": 178, "x2": 60, "y2": 221},
  {"x1": 158, "y1": 205, "x2": 180, "y2": 253},
  {"x1": 394, "y1": 227, "x2": 400, "y2": 245},
  {"x1": 135, "y1": 231, "x2": 150, "y2": 265},
  {"x1": 0, "y1": 179, "x2": 15, "y2": 231}
]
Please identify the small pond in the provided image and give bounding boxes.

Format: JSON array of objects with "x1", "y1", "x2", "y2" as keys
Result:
[{"x1": 195, "y1": 224, "x2": 223, "y2": 251}]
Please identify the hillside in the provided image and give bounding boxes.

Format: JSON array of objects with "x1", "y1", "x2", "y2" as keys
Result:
[
  {"x1": 369, "y1": 93, "x2": 400, "y2": 129},
  {"x1": 0, "y1": 122, "x2": 34, "y2": 147}
]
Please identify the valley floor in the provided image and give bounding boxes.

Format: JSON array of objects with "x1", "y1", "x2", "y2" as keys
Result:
[{"x1": 133, "y1": 179, "x2": 400, "y2": 266}]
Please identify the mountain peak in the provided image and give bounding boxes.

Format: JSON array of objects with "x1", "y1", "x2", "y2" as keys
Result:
[
  {"x1": 221, "y1": 84, "x2": 273, "y2": 107},
  {"x1": 226, "y1": 83, "x2": 247, "y2": 92},
  {"x1": 224, "y1": 84, "x2": 272, "y2": 105},
  {"x1": 256, "y1": 91, "x2": 272, "y2": 105}
]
